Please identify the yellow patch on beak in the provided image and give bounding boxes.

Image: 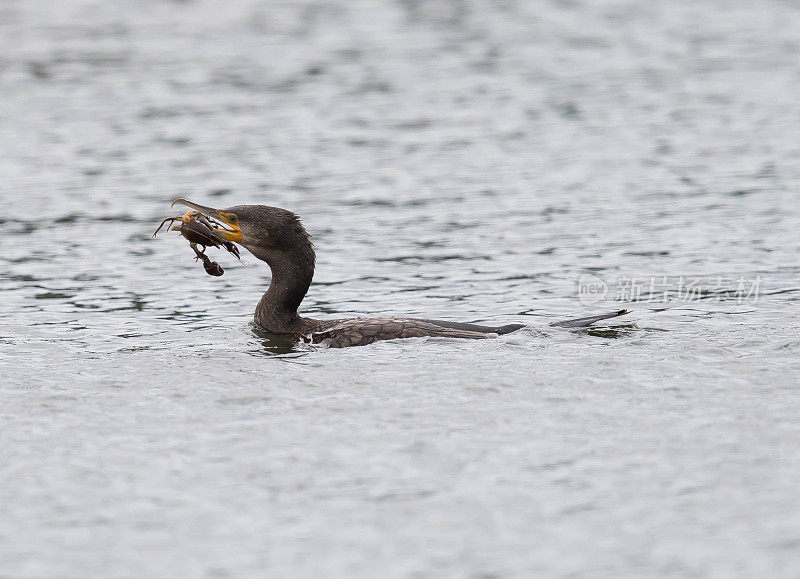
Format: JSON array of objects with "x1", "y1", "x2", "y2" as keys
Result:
[
  {"x1": 170, "y1": 199, "x2": 243, "y2": 243},
  {"x1": 214, "y1": 214, "x2": 243, "y2": 243}
]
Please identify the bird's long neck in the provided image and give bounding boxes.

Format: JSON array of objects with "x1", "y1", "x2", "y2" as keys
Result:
[{"x1": 253, "y1": 244, "x2": 315, "y2": 331}]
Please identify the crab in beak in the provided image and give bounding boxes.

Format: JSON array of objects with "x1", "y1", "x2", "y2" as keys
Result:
[{"x1": 170, "y1": 198, "x2": 243, "y2": 244}]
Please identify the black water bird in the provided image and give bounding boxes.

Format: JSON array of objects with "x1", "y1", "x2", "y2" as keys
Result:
[{"x1": 168, "y1": 199, "x2": 629, "y2": 348}]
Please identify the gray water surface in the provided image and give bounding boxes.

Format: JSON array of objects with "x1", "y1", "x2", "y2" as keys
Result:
[{"x1": 2, "y1": 0, "x2": 800, "y2": 577}]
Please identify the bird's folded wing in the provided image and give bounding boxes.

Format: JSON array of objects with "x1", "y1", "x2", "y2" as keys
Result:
[{"x1": 314, "y1": 318, "x2": 496, "y2": 348}]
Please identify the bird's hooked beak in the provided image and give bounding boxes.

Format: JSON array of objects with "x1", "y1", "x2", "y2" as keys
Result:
[{"x1": 171, "y1": 198, "x2": 243, "y2": 243}]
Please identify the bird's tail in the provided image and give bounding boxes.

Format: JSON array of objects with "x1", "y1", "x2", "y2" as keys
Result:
[{"x1": 550, "y1": 309, "x2": 630, "y2": 328}]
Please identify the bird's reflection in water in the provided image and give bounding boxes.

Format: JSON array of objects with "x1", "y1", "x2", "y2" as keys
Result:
[
  {"x1": 250, "y1": 325, "x2": 304, "y2": 356},
  {"x1": 585, "y1": 323, "x2": 638, "y2": 339}
]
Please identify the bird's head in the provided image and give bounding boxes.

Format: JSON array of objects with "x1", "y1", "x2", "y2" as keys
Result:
[{"x1": 171, "y1": 198, "x2": 313, "y2": 266}]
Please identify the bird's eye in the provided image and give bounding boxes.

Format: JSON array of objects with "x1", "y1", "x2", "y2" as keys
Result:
[{"x1": 229, "y1": 214, "x2": 238, "y2": 224}]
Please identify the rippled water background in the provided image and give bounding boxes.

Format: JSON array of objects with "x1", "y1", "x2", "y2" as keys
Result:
[{"x1": 3, "y1": 0, "x2": 800, "y2": 576}]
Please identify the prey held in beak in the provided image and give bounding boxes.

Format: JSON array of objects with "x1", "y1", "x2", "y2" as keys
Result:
[
  {"x1": 171, "y1": 198, "x2": 243, "y2": 243},
  {"x1": 153, "y1": 202, "x2": 241, "y2": 277}
]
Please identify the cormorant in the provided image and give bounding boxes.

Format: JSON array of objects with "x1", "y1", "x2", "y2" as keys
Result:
[{"x1": 167, "y1": 199, "x2": 629, "y2": 348}]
